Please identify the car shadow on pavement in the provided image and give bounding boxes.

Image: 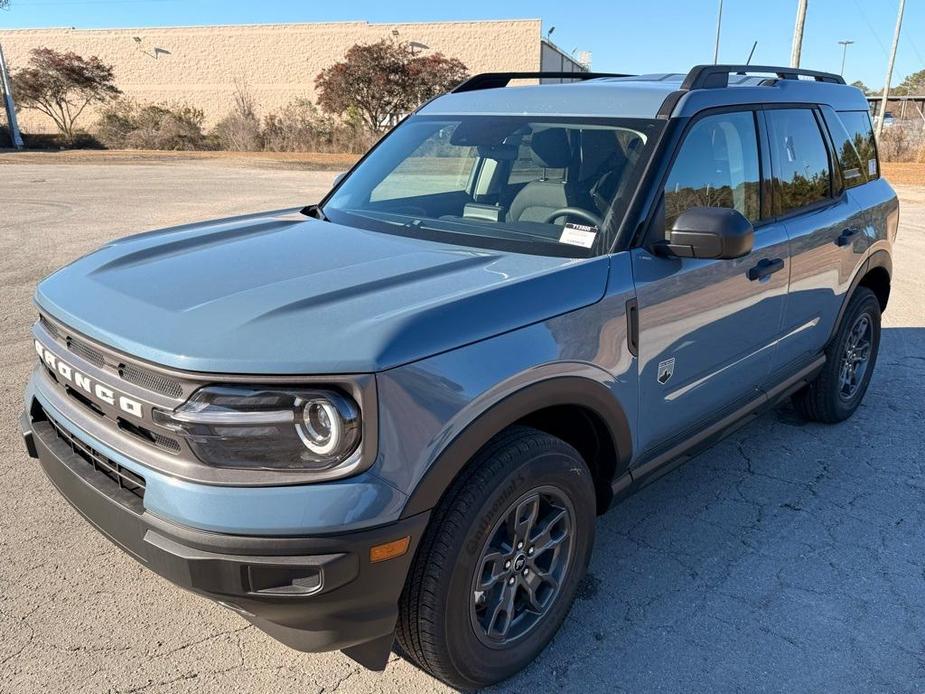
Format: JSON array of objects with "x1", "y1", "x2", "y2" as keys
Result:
[{"x1": 487, "y1": 327, "x2": 925, "y2": 693}]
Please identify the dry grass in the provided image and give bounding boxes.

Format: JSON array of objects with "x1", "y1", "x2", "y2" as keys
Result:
[
  {"x1": 1, "y1": 148, "x2": 922, "y2": 184},
  {"x1": 0, "y1": 148, "x2": 360, "y2": 170},
  {"x1": 881, "y1": 162, "x2": 925, "y2": 185}
]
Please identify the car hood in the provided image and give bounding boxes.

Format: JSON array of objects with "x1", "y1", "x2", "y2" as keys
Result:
[
  {"x1": 35, "y1": 210, "x2": 609, "y2": 374},
  {"x1": 36, "y1": 210, "x2": 608, "y2": 374}
]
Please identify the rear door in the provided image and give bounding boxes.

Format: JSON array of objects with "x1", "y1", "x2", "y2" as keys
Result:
[
  {"x1": 631, "y1": 109, "x2": 789, "y2": 458},
  {"x1": 764, "y1": 107, "x2": 869, "y2": 372}
]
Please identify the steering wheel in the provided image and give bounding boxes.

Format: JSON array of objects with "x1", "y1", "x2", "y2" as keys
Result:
[{"x1": 542, "y1": 207, "x2": 604, "y2": 228}]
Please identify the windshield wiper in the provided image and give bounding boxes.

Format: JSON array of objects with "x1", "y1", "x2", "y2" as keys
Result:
[
  {"x1": 300, "y1": 204, "x2": 328, "y2": 221},
  {"x1": 406, "y1": 218, "x2": 561, "y2": 245}
]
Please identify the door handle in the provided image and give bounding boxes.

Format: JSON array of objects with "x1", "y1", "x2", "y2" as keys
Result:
[
  {"x1": 747, "y1": 258, "x2": 785, "y2": 281},
  {"x1": 835, "y1": 227, "x2": 861, "y2": 247}
]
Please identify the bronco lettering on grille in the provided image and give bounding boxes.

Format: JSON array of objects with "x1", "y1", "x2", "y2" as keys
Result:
[{"x1": 35, "y1": 340, "x2": 144, "y2": 418}]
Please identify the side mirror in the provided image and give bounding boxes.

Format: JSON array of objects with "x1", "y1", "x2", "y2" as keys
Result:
[
  {"x1": 658, "y1": 207, "x2": 754, "y2": 260},
  {"x1": 332, "y1": 172, "x2": 347, "y2": 188}
]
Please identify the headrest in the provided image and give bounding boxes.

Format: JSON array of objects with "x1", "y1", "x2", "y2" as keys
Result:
[
  {"x1": 529, "y1": 128, "x2": 572, "y2": 168},
  {"x1": 579, "y1": 129, "x2": 623, "y2": 181}
]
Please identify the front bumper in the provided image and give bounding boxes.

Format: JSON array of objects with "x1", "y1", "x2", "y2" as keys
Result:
[{"x1": 21, "y1": 407, "x2": 430, "y2": 666}]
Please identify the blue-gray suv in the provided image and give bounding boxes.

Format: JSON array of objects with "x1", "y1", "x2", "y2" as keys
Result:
[{"x1": 21, "y1": 65, "x2": 898, "y2": 689}]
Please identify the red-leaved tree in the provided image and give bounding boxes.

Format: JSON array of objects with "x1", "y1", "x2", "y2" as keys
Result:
[
  {"x1": 12, "y1": 47, "x2": 121, "y2": 139},
  {"x1": 315, "y1": 40, "x2": 468, "y2": 132}
]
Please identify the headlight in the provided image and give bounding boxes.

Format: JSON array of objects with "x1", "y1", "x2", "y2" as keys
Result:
[{"x1": 152, "y1": 386, "x2": 361, "y2": 471}]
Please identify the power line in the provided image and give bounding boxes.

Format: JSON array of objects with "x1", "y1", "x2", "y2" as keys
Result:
[
  {"x1": 850, "y1": 0, "x2": 889, "y2": 57},
  {"x1": 905, "y1": 34, "x2": 925, "y2": 67}
]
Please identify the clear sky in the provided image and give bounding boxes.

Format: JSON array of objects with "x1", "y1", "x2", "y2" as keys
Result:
[{"x1": 1, "y1": 0, "x2": 922, "y2": 90}]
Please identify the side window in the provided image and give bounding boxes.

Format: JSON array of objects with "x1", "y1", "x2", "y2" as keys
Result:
[
  {"x1": 663, "y1": 111, "x2": 760, "y2": 235},
  {"x1": 821, "y1": 106, "x2": 866, "y2": 188},
  {"x1": 838, "y1": 110, "x2": 880, "y2": 181},
  {"x1": 766, "y1": 109, "x2": 831, "y2": 214}
]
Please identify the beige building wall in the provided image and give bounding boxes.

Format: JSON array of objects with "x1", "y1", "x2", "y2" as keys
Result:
[{"x1": 0, "y1": 19, "x2": 543, "y2": 133}]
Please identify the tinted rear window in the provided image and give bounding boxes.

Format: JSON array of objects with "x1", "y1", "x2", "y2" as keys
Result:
[
  {"x1": 837, "y1": 110, "x2": 880, "y2": 182},
  {"x1": 766, "y1": 109, "x2": 831, "y2": 214},
  {"x1": 821, "y1": 107, "x2": 865, "y2": 188}
]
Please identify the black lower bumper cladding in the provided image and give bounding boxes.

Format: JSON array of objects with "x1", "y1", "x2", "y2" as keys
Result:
[{"x1": 21, "y1": 408, "x2": 429, "y2": 670}]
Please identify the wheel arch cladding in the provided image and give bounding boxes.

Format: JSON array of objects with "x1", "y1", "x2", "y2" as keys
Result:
[
  {"x1": 400, "y1": 376, "x2": 633, "y2": 519},
  {"x1": 830, "y1": 250, "x2": 891, "y2": 345},
  {"x1": 859, "y1": 264, "x2": 890, "y2": 311}
]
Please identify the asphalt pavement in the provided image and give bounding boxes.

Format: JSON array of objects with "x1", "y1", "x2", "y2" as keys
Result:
[{"x1": 0, "y1": 159, "x2": 923, "y2": 693}]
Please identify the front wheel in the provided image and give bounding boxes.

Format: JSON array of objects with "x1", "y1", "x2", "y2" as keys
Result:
[
  {"x1": 792, "y1": 286, "x2": 881, "y2": 423},
  {"x1": 396, "y1": 426, "x2": 596, "y2": 689}
]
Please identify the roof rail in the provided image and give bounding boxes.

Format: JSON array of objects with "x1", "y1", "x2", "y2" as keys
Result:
[
  {"x1": 681, "y1": 64, "x2": 846, "y2": 90},
  {"x1": 451, "y1": 71, "x2": 632, "y2": 94}
]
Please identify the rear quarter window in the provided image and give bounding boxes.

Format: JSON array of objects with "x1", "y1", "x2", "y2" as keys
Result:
[{"x1": 834, "y1": 110, "x2": 880, "y2": 184}]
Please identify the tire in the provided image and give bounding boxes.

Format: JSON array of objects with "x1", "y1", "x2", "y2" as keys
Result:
[
  {"x1": 792, "y1": 286, "x2": 881, "y2": 423},
  {"x1": 396, "y1": 426, "x2": 596, "y2": 690}
]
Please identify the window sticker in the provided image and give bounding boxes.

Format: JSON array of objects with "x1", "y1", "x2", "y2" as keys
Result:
[
  {"x1": 868, "y1": 159, "x2": 877, "y2": 177},
  {"x1": 843, "y1": 167, "x2": 862, "y2": 181},
  {"x1": 559, "y1": 223, "x2": 598, "y2": 248}
]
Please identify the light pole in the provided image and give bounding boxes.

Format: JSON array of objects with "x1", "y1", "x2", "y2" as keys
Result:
[
  {"x1": 0, "y1": 43, "x2": 24, "y2": 149},
  {"x1": 791, "y1": 0, "x2": 808, "y2": 68},
  {"x1": 876, "y1": 0, "x2": 906, "y2": 140},
  {"x1": 713, "y1": 0, "x2": 724, "y2": 64},
  {"x1": 838, "y1": 40, "x2": 854, "y2": 76}
]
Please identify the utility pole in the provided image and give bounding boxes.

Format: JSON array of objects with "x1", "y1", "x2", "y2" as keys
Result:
[
  {"x1": 790, "y1": 0, "x2": 808, "y2": 68},
  {"x1": 838, "y1": 40, "x2": 854, "y2": 76},
  {"x1": 713, "y1": 0, "x2": 724, "y2": 64},
  {"x1": 0, "y1": 43, "x2": 24, "y2": 150},
  {"x1": 876, "y1": 0, "x2": 906, "y2": 140}
]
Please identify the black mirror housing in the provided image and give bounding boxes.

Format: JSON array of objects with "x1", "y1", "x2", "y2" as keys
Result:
[{"x1": 659, "y1": 207, "x2": 754, "y2": 260}]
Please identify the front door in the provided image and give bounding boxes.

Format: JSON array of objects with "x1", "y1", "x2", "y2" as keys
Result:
[{"x1": 632, "y1": 109, "x2": 789, "y2": 458}]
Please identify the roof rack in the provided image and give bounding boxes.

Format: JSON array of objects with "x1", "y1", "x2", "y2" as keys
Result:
[
  {"x1": 451, "y1": 71, "x2": 632, "y2": 94},
  {"x1": 681, "y1": 64, "x2": 846, "y2": 90}
]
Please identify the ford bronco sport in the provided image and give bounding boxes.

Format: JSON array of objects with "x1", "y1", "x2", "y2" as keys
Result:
[{"x1": 22, "y1": 65, "x2": 897, "y2": 689}]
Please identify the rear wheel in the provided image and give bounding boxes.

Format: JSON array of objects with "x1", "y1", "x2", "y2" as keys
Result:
[
  {"x1": 396, "y1": 426, "x2": 596, "y2": 689},
  {"x1": 792, "y1": 287, "x2": 881, "y2": 423}
]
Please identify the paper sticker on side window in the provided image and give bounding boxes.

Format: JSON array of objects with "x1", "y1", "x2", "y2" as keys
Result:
[{"x1": 559, "y1": 223, "x2": 597, "y2": 249}]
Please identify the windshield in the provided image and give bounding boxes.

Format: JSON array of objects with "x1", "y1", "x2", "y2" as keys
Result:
[{"x1": 322, "y1": 115, "x2": 663, "y2": 257}]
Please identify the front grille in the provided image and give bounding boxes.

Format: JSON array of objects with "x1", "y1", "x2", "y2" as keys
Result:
[
  {"x1": 116, "y1": 417, "x2": 182, "y2": 455},
  {"x1": 66, "y1": 336, "x2": 106, "y2": 368},
  {"x1": 39, "y1": 314, "x2": 61, "y2": 340},
  {"x1": 151, "y1": 431, "x2": 182, "y2": 453},
  {"x1": 44, "y1": 409, "x2": 146, "y2": 505},
  {"x1": 40, "y1": 314, "x2": 186, "y2": 401},
  {"x1": 120, "y1": 362, "x2": 183, "y2": 399}
]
